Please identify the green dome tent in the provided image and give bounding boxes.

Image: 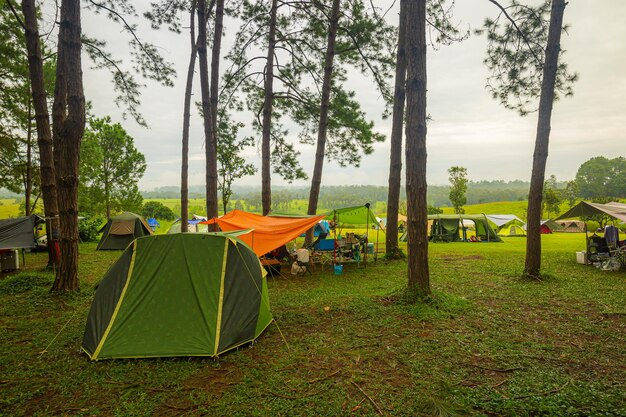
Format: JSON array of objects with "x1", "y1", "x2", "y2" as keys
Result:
[
  {"x1": 82, "y1": 233, "x2": 273, "y2": 360},
  {"x1": 96, "y1": 212, "x2": 153, "y2": 250}
]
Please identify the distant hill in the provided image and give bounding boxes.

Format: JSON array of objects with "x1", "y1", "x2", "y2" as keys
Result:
[{"x1": 142, "y1": 180, "x2": 532, "y2": 207}]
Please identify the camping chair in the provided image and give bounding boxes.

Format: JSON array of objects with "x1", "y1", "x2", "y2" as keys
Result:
[{"x1": 293, "y1": 248, "x2": 311, "y2": 276}]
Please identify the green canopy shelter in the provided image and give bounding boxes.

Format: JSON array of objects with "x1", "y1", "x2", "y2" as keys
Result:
[
  {"x1": 96, "y1": 212, "x2": 153, "y2": 250},
  {"x1": 428, "y1": 214, "x2": 501, "y2": 242},
  {"x1": 82, "y1": 233, "x2": 273, "y2": 360},
  {"x1": 323, "y1": 204, "x2": 383, "y2": 264}
]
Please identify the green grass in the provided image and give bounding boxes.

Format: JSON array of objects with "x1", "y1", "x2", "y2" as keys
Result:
[{"x1": 1, "y1": 234, "x2": 624, "y2": 416}]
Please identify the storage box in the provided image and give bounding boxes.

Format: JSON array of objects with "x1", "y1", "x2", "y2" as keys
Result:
[
  {"x1": 576, "y1": 251, "x2": 587, "y2": 264},
  {"x1": 334, "y1": 264, "x2": 343, "y2": 275},
  {"x1": 0, "y1": 250, "x2": 19, "y2": 271},
  {"x1": 367, "y1": 243, "x2": 375, "y2": 254}
]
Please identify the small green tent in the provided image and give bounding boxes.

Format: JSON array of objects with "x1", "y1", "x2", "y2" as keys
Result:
[
  {"x1": 82, "y1": 233, "x2": 272, "y2": 360},
  {"x1": 428, "y1": 214, "x2": 501, "y2": 242},
  {"x1": 96, "y1": 212, "x2": 153, "y2": 250}
]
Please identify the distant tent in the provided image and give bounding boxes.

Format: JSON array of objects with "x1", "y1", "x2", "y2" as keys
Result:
[
  {"x1": 146, "y1": 218, "x2": 160, "y2": 231},
  {"x1": 539, "y1": 220, "x2": 563, "y2": 234},
  {"x1": 96, "y1": 212, "x2": 153, "y2": 250},
  {"x1": 167, "y1": 214, "x2": 209, "y2": 234},
  {"x1": 202, "y1": 210, "x2": 325, "y2": 256},
  {"x1": 0, "y1": 215, "x2": 44, "y2": 249},
  {"x1": 486, "y1": 214, "x2": 527, "y2": 237},
  {"x1": 82, "y1": 233, "x2": 272, "y2": 360},
  {"x1": 555, "y1": 201, "x2": 626, "y2": 223},
  {"x1": 428, "y1": 214, "x2": 501, "y2": 242},
  {"x1": 556, "y1": 220, "x2": 586, "y2": 233}
]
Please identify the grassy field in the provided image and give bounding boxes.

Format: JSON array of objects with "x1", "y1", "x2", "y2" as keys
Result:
[{"x1": 1, "y1": 234, "x2": 624, "y2": 416}]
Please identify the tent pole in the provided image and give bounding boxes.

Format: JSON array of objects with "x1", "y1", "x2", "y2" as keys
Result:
[
  {"x1": 333, "y1": 210, "x2": 337, "y2": 266},
  {"x1": 375, "y1": 225, "x2": 379, "y2": 263},
  {"x1": 364, "y1": 206, "x2": 369, "y2": 267}
]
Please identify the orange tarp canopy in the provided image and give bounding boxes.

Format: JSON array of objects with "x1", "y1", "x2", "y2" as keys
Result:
[{"x1": 202, "y1": 210, "x2": 326, "y2": 256}]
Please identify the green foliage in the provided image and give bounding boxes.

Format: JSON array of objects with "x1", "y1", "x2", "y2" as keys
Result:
[
  {"x1": 217, "y1": 110, "x2": 257, "y2": 213},
  {"x1": 477, "y1": 0, "x2": 578, "y2": 116},
  {"x1": 141, "y1": 200, "x2": 175, "y2": 221},
  {"x1": 543, "y1": 174, "x2": 563, "y2": 218},
  {"x1": 448, "y1": 166, "x2": 468, "y2": 214},
  {"x1": 575, "y1": 156, "x2": 626, "y2": 199},
  {"x1": 564, "y1": 180, "x2": 579, "y2": 208},
  {"x1": 428, "y1": 205, "x2": 443, "y2": 215},
  {"x1": 79, "y1": 116, "x2": 146, "y2": 217},
  {"x1": 78, "y1": 216, "x2": 105, "y2": 242},
  {"x1": 0, "y1": 272, "x2": 53, "y2": 295}
]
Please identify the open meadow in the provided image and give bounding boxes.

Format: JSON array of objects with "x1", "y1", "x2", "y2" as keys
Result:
[{"x1": 1, "y1": 233, "x2": 624, "y2": 416}]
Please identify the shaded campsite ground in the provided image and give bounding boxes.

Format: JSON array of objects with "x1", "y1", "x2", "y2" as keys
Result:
[{"x1": 1, "y1": 235, "x2": 624, "y2": 416}]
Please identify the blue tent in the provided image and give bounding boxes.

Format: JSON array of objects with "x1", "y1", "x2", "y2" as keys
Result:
[
  {"x1": 147, "y1": 218, "x2": 160, "y2": 231},
  {"x1": 300, "y1": 220, "x2": 331, "y2": 237}
]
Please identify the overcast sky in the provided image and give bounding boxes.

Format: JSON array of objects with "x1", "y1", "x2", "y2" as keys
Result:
[{"x1": 78, "y1": 0, "x2": 626, "y2": 191}]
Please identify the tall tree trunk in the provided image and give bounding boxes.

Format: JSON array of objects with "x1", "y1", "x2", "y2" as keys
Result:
[
  {"x1": 210, "y1": 0, "x2": 224, "y2": 205},
  {"x1": 181, "y1": 1, "x2": 199, "y2": 233},
  {"x1": 198, "y1": 0, "x2": 218, "y2": 219},
  {"x1": 306, "y1": 0, "x2": 341, "y2": 243},
  {"x1": 261, "y1": 0, "x2": 278, "y2": 216},
  {"x1": 524, "y1": 0, "x2": 566, "y2": 278},
  {"x1": 50, "y1": 0, "x2": 85, "y2": 292},
  {"x1": 21, "y1": 0, "x2": 60, "y2": 267},
  {"x1": 385, "y1": 0, "x2": 407, "y2": 259},
  {"x1": 405, "y1": 0, "x2": 430, "y2": 299},
  {"x1": 25, "y1": 103, "x2": 33, "y2": 216}
]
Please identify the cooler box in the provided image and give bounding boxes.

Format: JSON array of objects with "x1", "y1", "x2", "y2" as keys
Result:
[
  {"x1": 576, "y1": 251, "x2": 587, "y2": 264},
  {"x1": 0, "y1": 250, "x2": 19, "y2": 271},
  {"x1": 314, "y1": 239, "x2": 335, "y2": 251}
]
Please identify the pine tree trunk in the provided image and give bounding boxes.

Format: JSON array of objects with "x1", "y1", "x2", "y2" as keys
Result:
[
  {"x1": 25, "y1": 104, "x2": 33, "y2": 216},
  {"x1": 405, "y1": 0, "x2": 430, "y2": 299},
  {"x1": 181, "y1": 2, "x2": 199, "y2": 233},
  {"x1": 210, "y1": 0, "x2": 224, "y2": 147},
  {"x1": 261, "y1": 0, "x2": 278, "y2": 216},
  {"x1": 385, "y1": 0, "x2": 407, "y2": 259},
  {"x1": 50, "y1": 0, "x2": 85, "y2": 292},
  {"x1": 21, "y1": 0, "x2": 60, "y2": 267},
  {"x1": 306, "y1": 0, "x2": 341, "y2": 243},
  {"x1": 198, "y1": 0, "x2": 218, "y2": 219},
  {"x1": 524, "y1": 0, "x2": 566, "y2": 278}
]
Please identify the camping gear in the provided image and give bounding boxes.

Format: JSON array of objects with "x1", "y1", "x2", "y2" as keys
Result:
[
  {"x1": 0, "y1": 250, "x2": 19, "y2": 271},
  {"x1": 486, "y1": 214, "x2": 527, "y2": 237},
  {"x1": 167, "y1": 214, "x2": 208, "y2": 234},
  {"x1": 556, "y1": 201, "x2": 626, "y2": 266},
  {"x1": 334, "y1": 264, "x2": 343, "y2": 275},
  {"x1": 556, "y1": 201, "x2": 626, "y2": 223},
  {"x1": 294, "y1": 248, "x2": 311, "y2": 275},
  {"x1": 556, "y1": 220, "x2": 586, "y2": 233},
  {"x1": 0, "y1": 215, "x2": 44, "y2": 250},
  {"x1": 82, "y1": 233, "x2": 272, "y2": 360},
  {"x1": 576, "y1": 251, "x2": 587, "y2": 264},
  {"x1": 324, "y1": 204, "x2": 383, "y2": 265},
  {"x1": 96, "y1": 212, "x2": 152, "y2": 250},
  {"x1": 202, "y1": 210, "x2": 325, "y2": 257},
  {"x1": 146, "y1": 217, "x2": 160, "y2": 231},
  {"x1": 428, "y1": 214, "x2": 501, "y2": 242}
]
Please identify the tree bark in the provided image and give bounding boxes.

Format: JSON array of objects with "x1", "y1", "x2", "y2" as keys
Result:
[
  {"x1": 50, "y1": 0, "x2": 85, "y2": 292},
  {"x1": 261, "y1": 0, "x2": 278, "y2": 216},
  {"x1": 25, "y1": 103, "x2": 33, "y2": 216},
  {"x1": 21, "y1": 0, "x2": 60, "y2": 267},
  {"x1": 385, "y1": 0, "x2": 407, "y2": 259},
  {"x1": 210, "y1": 0, "x2": 224, "y2": 165},
  {"x1": 198, "y1": 0, "x2": 218, "y2": 219},
  {"x1": 181, "y1": 1, "x2": 199, "y2": 233},
  {"x1": 524, "y1": 0, "x2": 566, "y2": 278},
  {"x1": 405, "y1": 0, "x2": 430, "y2": 299},
  {"x1": 306, "y1": 0, "x2": 341, "y2": 243}
]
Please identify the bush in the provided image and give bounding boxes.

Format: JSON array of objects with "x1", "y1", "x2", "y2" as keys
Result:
[
  {"x1": 79, "y1": 215, "x2": 105, "y2": 242},
  {"x1": 141, "y1": 201, "x2": 176, "y2": 221}
]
